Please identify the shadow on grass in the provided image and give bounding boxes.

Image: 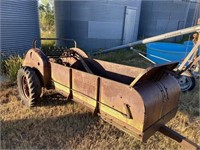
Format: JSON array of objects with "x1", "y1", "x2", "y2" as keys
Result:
[
  {"x1": 1, "y1": 112, "x2": 100, "y2": 149},
  {"x1": 1, "y1": 81, "x2": 16, "y2": 89},
  {"x1": 35, "y1": 92, "x2": 71, "y2": 107}
]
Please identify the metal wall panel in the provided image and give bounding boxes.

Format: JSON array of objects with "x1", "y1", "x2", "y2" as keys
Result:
[
  {"x1": 0, "y1": 0, "x2": 40, "y2": 57},
  {"x1": 55, "y1": 0, "x2": 141, "y2": 52},
  {"x1": 185, "y1": 2, "x2": 200, "y2": 27},
  {"x1": 138, "y1": 0, "x2": 190, "y2": 41},
  {"x1": 75, "y1": 38, "x2": 122, "y2": 53},
  {"x1": 88, "y1": 21, "x2": 123, "y2": 39}
]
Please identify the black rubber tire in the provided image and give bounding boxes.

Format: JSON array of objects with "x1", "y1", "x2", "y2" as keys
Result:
[
  {"x1": 177, "y1": 75, "x2": 196, "y2": 92},
  {"x1": 17, "y1": 67, "x2": 42, "y2": 107}
]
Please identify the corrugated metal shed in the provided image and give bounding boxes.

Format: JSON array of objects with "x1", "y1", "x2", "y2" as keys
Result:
[
  {"x1": 186, "y1": 1, "x2": 200, "y2": 27},
  {"x1": 54, "y1": 0, "x2": 141, "y2": 53},
  {"x1": 0, "y1": 0, "x2": 40, "y2": 57},
  {"x1": 138, "y1": 0, "x2": 190, "y2": 41}
]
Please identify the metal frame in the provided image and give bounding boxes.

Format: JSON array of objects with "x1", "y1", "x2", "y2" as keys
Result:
[
  {"x1": 19, "y1": 24, "x2": 200, "y2": 149},
  {"x1": 32, "y1": 38, "x2": 77, "y2": 49},
  {"x1": 21, "y1": 46, "x2": 199, "y2": 149}
]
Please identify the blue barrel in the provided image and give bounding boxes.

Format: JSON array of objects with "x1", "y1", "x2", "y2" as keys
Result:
[{"x1": 146, "y1": 42, "x2": 195, "y2": 64}]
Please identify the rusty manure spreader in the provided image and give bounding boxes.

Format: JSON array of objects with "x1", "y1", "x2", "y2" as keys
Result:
[{"x1": 17, "y1": 26, "x2": 200, "y2": 149}]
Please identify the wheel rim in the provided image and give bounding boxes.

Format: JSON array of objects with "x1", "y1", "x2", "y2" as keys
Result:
[
  {"x1": 178, "y1": 76, "x2": 193, "y2": 91},
  {"x1": 21, "y1": 75, "x2": 30, "y2": 98}
]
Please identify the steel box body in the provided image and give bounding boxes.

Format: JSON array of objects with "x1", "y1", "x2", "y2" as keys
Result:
[{"x1": 23, "y1": 48, "x2": 180, "y2": 141}]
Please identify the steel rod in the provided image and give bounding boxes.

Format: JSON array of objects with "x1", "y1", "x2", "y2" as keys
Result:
[
  {"x1": 32, "y1": 38, "x2": 77, "y2": 49},
  {"x1": 159, "y1": 126, "x2": 199, "y2": 150},
  {"x1": 94, "y1": 25, "x2": 200, "y2": 54}
]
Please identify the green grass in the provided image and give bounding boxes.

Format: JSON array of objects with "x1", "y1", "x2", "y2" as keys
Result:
[
  {"x1": 40, "y1": 31, "x2": 68, "y2": 56},
  {"x1": 94, "y1": 49, "x2": 152, "y2": 68},
  {"x1": 1, "y1": 56, "x2": 23, "y2": 81},
  {"x1": 40, "y1": 31, "x2": 56, "y2": 51},
  {"x1": 1, "y1": 50, "x2": 200, "y2": 149}
]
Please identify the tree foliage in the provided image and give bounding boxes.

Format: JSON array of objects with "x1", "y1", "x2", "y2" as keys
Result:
[{"x1": 39, "y1": 0, "x2": 55, "y2": 32}]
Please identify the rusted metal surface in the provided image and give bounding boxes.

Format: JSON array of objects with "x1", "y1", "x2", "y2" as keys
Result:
[
  {"x1": 58, "y1": 48, "x2": 93, "y2": 74},
  {"x1": 21, "y1": 47, "x2": 199, "y2": 149},
  {"x1": 95, "y1": 59, "x2": 144, "y2": 79},
  {"x1": 143, "y1": 107, "x2": 178, "y2": 141},
  {"x1": 58, "y1": 48, "x2": 88, "y2": 65},
  {"x1": 72, "y1": 69, "x2": 97, "y2": 99},
  {"x1": 51, "y1": 62, "x2": 70, "y2": 88},
  {"x1": 130, "y1": 62, "x2": 178, "y2": 87},
  {"x1": 99, "y1": 77, "x2": 145, "y2": 132},
  {"x1": 22, "y1": 48, "x2": 51, "y2": 88},
  {"x1": 135, "y1": 75, "x2": 180, "y2": 130},
  {"x1": 49, "y1": 50, "x2": 180, "y2": 139}
]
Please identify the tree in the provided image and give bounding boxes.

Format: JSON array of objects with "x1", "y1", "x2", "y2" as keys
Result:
[{"x1": 39, "y1": 0, "x2": 55, "y2": 32}]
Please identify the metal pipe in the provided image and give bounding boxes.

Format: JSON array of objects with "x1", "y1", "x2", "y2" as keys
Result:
[
  {"x1": 94, "y1": 25, "x2": 200, "y2": 54},
  {"x1": 132, "y1": 48, "x2": 156, "y2": 64},
  {"x1": 131, "y1": 48, "x2": 172, "y2": 64},
  {"x1": 32, "y1": 38, "x2": 77, "y2": 49}
]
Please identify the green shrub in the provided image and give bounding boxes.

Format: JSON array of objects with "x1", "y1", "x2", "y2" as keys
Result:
[
  {"x1": 4, "y1": 56, "x2": 23, "y2": 81},
  {"x1": 0, "y1": 60, "x2": 6, "y2": 75}
]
